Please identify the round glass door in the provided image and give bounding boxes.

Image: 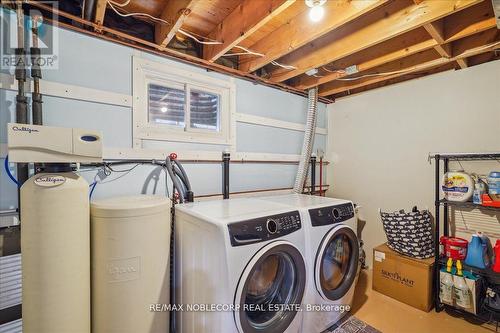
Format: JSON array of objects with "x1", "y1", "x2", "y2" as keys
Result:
[
  {"x1": 235, "y1": 241, "x2": 306, "y2": 333},
  {"x1": 315, "y1": 226, "x2": 359, "y2": 301}
]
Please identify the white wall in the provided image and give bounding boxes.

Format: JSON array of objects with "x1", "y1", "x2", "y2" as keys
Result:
[
  {"x1": 327, "y1": 59, "x2": 500, "y2": 266},
  {"x1": 0, "y1": 8, "x2": 327, "y2": 210}
]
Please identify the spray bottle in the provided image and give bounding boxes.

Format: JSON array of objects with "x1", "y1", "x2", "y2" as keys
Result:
[
  {"x1": 440, "y1": 258, "x2": 454, "y2": 304},
  {"x1": 453, "y1": 260, "x2": 471, "y2": 309}
]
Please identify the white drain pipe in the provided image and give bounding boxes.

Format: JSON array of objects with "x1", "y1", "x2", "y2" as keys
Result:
[{"x1": 293, "y1": 87, "x2": 318, "y2": 193}]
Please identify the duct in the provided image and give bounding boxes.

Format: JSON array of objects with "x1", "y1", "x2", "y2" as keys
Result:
[{"x1": 293, "y1": 87, "x2": 318, "y2": 193}]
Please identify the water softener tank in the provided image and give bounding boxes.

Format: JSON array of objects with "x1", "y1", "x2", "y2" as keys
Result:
[
  {"x1": 21, "y1": 172, "x2": 90, "y2": 333},
  {"x1": 91, "y1": 195, "x2": 171, "y2": 333}
]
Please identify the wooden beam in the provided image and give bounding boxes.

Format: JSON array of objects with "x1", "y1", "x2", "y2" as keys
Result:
[
  {"x1": 423, "y1": 19, "x2": 452, "y2": 57},
  {"x1": 444, "y1": 0, "x2": 497, "y2": 42},
  {"x1": 434, "y1": 43, "x2": 452, "y2": 58},
  {"x1": 333, "y1": 62, "x2": 456, "y2": 99},
  {"x1": 456, "y1": 58, "x2": 469, "y2": 68},
  {"x1": 238, "y1": 0, "x2": 388, "y2": 72},
  {"x1": 155, "y1": 0, "x2": 195, "y2": 49},
  {"x1": 203, "y1": 0, "x2": 295, "y2": 62},
  {"x1": 266, "y1": 0, "x2": 481, "y2": 83},
  {"x1": 423, "y1": 20, "x2": 446, "y2": 43},
  {"x1": 294, "y1": 7, "x2": 495, "y2": 90},
  {"x1": 295, "y1": 37, "x2": 438, "y2": 89},
  {"x1": 94, "y1": 0, "x2": 107, "y2": 28},
  {"x1": 319, "y1": 33, "x2": 500, "y2": 96}
]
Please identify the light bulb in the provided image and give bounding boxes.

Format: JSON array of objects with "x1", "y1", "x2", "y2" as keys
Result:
[
  {"x1": 309, "y1": 5, "x2": 324, "y2": 22},
  {"x1": 161, "y1": 107, "x2": 168, "y2": 113}
]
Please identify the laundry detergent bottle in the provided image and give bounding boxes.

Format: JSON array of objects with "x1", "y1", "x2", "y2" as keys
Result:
[
  {"x1": 440, "y1": 258, "x2": 454, "y2": 304},
  {"x1": 453, "y1": 261, "x2": 471, "y2": 309},
  {"x1": 465, "y1": 234, "x2": 489, "y2": 269}
]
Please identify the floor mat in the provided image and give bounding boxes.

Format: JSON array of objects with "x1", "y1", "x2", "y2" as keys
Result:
[{"x1": 323, "y1": 314, "x2": 382, "y2": 333}]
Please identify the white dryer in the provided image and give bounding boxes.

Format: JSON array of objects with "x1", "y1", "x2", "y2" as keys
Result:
[
  {"x1": 259, "y1": 194, "x2": 360, "y2": 333},
  {"x1": 174, "y1": 197, "x2": 307, "y2": 333}
]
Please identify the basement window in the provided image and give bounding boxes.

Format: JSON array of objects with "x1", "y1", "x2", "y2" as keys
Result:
[{"x1": 134, "y1": 57, "x2": 234, "y2": 146}]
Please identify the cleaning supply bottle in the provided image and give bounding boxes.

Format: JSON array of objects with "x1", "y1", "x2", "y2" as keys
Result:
[
  {"x1": 465, "y1": 233, "x2": 489, "y2": 269},
  {"x1": 453, "y1": 260, "x2": 471, "y2": 309},
  {"x1": 493, "y1": 240, "x2": 500, "y2": 273},
  {"x1": 488, "y1": 171, "x2": 500, "y2": 201},
  {"x1": 473, "y1": 181, "x2": 486, "y2": 204},
  {"x1": 479, "y1": 232, "x2": 491, "y2": 267},
  {"x1": 440, "y1": 258, "x2": 454, "y2": 304}
]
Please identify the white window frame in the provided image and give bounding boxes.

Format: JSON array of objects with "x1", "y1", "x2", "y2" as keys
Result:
[{"x1": 133, "y1": 56, "x2": 235, "y2": 146}]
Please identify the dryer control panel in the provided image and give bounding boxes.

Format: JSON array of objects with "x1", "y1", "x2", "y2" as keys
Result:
[
  {"x1": 309, "y1": 203, "x2": 354, "y2": 227},
  {"x1": 228, "y1": 211, "x2": 301, "y2": 247}
]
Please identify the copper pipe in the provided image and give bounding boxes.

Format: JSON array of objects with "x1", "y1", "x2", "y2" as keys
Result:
[{"x1": 196, "y1": 185, "x2": 330, "y2": 199}]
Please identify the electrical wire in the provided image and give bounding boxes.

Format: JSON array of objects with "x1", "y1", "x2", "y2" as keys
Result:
[
  {"x1": 106, "y1": 1, "x2": 227, "y2": 48},
  {"x1": 221, "y1": 46, "x2": 265, "y2": 57},
  {"x1": 335, "y1": 42, "x2": 500, "y2": 82},
  {"x1": 322, "y1": 66, "x2": 346, "y2": 74},
  {"x1": 177, "y1": 29, "x2": 222, "y2": 45},
  {"x1": 107, "y1": 0, "x2": 171, "y2": 25},
  {"x1": 108, "y1": 0, "x2": 131, "y2": 7},
  {"x1": 271, "y1": 60, "x2": 297, "y2": 70},
  {"x1": 98, "y1": 164, "x2": 140, "y2": 184}
]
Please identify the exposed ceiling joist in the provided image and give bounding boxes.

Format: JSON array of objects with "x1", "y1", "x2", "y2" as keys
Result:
[
  {"x1": 294, "y1": 38, "x2": 436, "y2": 90},
  {"x1": 238, "y1": 0, "x2": 388, "y2": 73},
  {"x1": 20, "y1": 0, "x2": 500, "y2": 100},
  {"x1": 294, "y1": 2, "x2": 495, "y2": 90},
  {"x1": 423, "y1": 20, "x2": 452, "y2": 57},
  {"x1": 320, "y1": 29, "x2": 500, "y2": 97},
  {"x1": 456, "y1": 58, "x2": 469, "y2": 68},
  {"x1": 203, "y1": 0, "x2": 295, "y2": 62},
  {"x1": 266, "y1": 0, "x2": 482, "y2": 83},
  {"x1": 155, "y1": 0, "x2": 195, "y2": 49},
  {"x1": 94, "y1": 0, "x2": 107, "y2": 29}
]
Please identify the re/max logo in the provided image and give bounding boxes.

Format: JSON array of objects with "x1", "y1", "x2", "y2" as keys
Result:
[{"x1": 12, "y1": 126, "x2": 39, "y2": 133}]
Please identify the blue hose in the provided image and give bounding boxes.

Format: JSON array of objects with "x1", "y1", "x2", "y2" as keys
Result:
[
  {"x1": 4, "y1": 155, "x2": 19, "y2": 187},
  {"x1": 89, "y1": 181, "x2": 97, "y2": 199}
]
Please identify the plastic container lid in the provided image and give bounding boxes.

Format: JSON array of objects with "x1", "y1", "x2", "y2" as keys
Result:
[{"x1": 91, "y1": 195, "x2": 171, "y2": 218}]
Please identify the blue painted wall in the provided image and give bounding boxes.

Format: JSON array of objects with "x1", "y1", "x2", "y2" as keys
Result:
[{"x1": 0, "y1": 9, "x2": 327, "y2": 209}]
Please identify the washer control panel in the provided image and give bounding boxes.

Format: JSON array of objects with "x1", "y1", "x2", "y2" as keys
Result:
[
  {"x1": 228, "y1": 211, "x2": 301, "y2": 247},
  {"x1": 309, "y1": 203, "x2": 354, "y2": 227}
]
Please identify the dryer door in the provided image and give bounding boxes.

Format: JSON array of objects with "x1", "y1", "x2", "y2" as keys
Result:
[
  {"x1": 234, "y1": 240, "x2": 306, "y2": 333},
  {"x1": 315, "y1": 225, "x2": 359, "y2": 301}
]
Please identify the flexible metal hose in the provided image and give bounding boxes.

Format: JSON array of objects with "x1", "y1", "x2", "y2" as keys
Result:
[{"x1": 293, "y1": 87, "x2": 318, "y2": 193}]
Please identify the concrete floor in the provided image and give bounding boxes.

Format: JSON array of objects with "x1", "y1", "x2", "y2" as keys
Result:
[{"x1": 351, "y1": 270, "x2": 495, "y2": 333}]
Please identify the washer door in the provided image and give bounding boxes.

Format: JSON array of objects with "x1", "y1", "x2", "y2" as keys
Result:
[
  {"x1": 315, "y1": 225, "x2": 359, "y2": 301},
  {"x1": 234, "y1": 241, "x2": 306, "y2": 333}
]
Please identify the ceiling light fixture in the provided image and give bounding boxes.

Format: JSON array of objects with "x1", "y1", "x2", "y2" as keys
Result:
[
  {"x1": 306, "y1": 0, "x2": 326, "y2": 22},
  {"x1": 160, "y1": 107, "x2": 168, "y2": 113}
]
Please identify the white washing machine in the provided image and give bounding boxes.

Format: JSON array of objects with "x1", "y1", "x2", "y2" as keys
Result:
[
  {"x1": 259, "y1": 194, "x2": 360, "y2": 333},
  {"x1": 174, "y1": 197, "x2": 308, "y2": 333}
]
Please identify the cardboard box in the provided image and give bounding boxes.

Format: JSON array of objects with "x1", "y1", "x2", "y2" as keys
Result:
[{"x1": 373, "y1": 243, "x2": 434, "y2": 312}]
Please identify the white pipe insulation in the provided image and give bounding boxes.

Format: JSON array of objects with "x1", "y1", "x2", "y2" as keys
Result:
[{"x1": 293, "y1": 87, "x2": 318, "y2": 193}]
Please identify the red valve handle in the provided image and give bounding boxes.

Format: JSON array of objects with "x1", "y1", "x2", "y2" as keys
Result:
[{"x1": 169, "y1": 152, "x2": 178, "y2": 160}]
